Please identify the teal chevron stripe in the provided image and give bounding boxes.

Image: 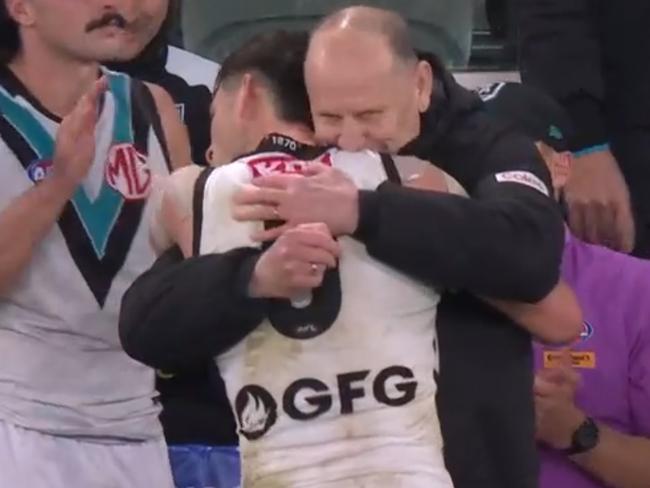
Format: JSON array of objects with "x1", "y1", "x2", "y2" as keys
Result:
[
  {"x1": 107, "y1": 72, "x2": 133, "y2": 144},
  {"x1": 0, "y1": 87, "x2": 52, "y2": 159},
  {"x1": 0, "y1": 74, "x2": 136, "y2": 259},
  {"x1": 67, "y1": 72, "x2": 133, "y2": 257}
]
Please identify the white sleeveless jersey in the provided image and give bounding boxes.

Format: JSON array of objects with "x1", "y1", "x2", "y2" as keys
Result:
[
  {"x1": 199, "y1": 143, "x2": 452, "y2": 487},
  {"x1": 0, "y1": 68, "x2": 170, "y2": 440}
]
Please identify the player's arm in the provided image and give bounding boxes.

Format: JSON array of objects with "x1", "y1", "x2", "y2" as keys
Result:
[
  {"x1": 0, "y1": 171, "x2": 77, "y2": 295},
  {"x1": 482, "y1": 283, "x2": 581, "y2": 344},
  {"x1": 400, "y1": 160, "x2": 582, "y2": 344},
  {"x1": 145, "y1": 82, "x2": 192, "y2": 170},
  {"x1": 0, "y1": 78, "x2": 106, "y2": 295},
  {"x1": 122, "y1": 165, "x2": 338, "y2": 370}
]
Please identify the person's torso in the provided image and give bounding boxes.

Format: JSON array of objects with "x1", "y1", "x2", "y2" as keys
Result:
[
  {"x1": 0, "y1": 68, "x2": 170, "y2": 440},
  {"x1": 535, "y1": 234, "x2": 643, "y2": 488},
  {"x1": 199, "y1": 141, "x2": 451, "y2": 487},
  {"x1": 597, "y1": 1, "x2": 650, "y2": 129},
  {"x1": 402, "y1": 59, "x2": 540, "y2": 487}
]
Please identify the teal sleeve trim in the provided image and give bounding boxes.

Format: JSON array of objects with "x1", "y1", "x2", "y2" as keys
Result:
[{"x1": 573, "y1": 143, "x2": 610, "y2": 157}]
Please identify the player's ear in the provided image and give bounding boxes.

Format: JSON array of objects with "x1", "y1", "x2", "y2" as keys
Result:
[
  {"x1": 414, "y1": 60, "x2": 433, "y2": 113},
  {"x1": 6, "y1": 0, "x2": 36, "y2": 27},
  {"x1": 236, "y1": 72, "x2": 264, "y2": 123},
  {"x1": 205, "y1": 145, "x2": 216, "y2": 166}
]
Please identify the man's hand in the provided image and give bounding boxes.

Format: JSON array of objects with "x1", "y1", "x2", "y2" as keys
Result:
[
  {"x1": 565, "y1": 149, "x2": 635, "y2": 253},
  {"x1": 249, "y1": 223, "x2": 341, "y2": 299},
  {"x1": 233, "y1": 164, "x2": 359, "y2": 241},
  {"x1": 52, "y1": 77, "x2": 107, "y2": 188},
  {"x1": 534, "y1": 349, "x2": 586, "y2": 450}
]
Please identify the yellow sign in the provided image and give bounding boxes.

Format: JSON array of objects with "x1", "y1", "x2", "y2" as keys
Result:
[{"x1": 544, "y1": 351, "x2": 596, "y2": 369}]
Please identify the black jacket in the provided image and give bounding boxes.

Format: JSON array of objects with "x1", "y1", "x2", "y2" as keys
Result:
[
  {"x1": 516, "y1": 0, "x2": 650, "y2": 150},
  {"x1": 120, "y1": 56, "x2": 563, "y2": 487}
]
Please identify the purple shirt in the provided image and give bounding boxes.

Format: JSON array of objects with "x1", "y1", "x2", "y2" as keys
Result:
[{"x1": 534, "y1": 232, "x2": 650, "y2": 488}]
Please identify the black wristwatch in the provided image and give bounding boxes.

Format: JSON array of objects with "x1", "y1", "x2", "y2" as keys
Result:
[{"x1": 562, "y1": 416, "x2": 600, "y2": 456}]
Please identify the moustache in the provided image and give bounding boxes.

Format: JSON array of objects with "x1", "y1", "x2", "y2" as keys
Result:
[{"x1": 85, "y1": 12, "x2": 128, "y2": 33}]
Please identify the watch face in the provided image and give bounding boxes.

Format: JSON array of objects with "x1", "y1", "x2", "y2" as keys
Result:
[{"x1": 575, "y1": 418, "x2": 600, "y2": 451}]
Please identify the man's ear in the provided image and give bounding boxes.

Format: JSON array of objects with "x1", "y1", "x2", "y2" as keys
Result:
[{"x1": 414, "y1": 60, "x2": 433, "y2": 113}]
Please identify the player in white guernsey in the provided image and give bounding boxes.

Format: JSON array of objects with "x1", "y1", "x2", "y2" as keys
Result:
[
  {"x1": 0, "y1": 0, "x2": 190, "y2": 486},
  {"x1": 146, "y1": 31, "x2": 579, "y2": 488},
  {"x1": 197, "y1": 145, "x2": 459, "y2": 488}
]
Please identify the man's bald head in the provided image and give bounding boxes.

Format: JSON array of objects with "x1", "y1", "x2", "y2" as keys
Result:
[
  {"x1": 305, "y1": 6, "x2": 433, "y2": 153},
  {"x1": 312, "y1": 6, "x2": 417, "y2": 67}
]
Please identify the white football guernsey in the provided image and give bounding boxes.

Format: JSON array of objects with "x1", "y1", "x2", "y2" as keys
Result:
[
  {"x1": 197, "y1": 139, "x2": 453, "y2": 487},
  {"x1": 0, "y1": 67, "x2": 170, "y2": 441}
]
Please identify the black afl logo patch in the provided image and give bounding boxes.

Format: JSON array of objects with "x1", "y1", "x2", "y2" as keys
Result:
[
  {"x1": 268, "y1": 267, "x2": 342, "y2": 340},
  {"x1": 235, "y1": 385, "x2": 278, "y2": 441}
]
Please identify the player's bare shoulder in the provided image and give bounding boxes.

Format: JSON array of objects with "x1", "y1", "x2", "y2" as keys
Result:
[
  {"x1": 150, "y1": 164, "x2": 204, "y2": 257},
  {"x1": 143, "y1": 82, "x2": 192, "y2": 170},
  {"x1": 394, "y1": 155, "x2": 468, "y2": 196}
]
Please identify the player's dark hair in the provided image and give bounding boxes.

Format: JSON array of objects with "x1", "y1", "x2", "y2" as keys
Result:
[
  {"x1": 216, "y1": 30, "x2": 312, "y2": 128},
  {"x1": 0, "y1": 0, "x2": 20, "y2": 65}
]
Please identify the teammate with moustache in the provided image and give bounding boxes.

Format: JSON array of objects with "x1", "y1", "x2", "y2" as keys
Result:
[{"x1": 0, "y1": 0, "x2": 189, "y2": 485}]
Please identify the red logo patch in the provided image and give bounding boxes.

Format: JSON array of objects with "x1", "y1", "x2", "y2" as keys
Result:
[
  {"x1": 105, "y1": 144, "x2": 152, "y2": 200},
  {"x1": 246, "y1": 151, "x2": 332, "y2": 178}
]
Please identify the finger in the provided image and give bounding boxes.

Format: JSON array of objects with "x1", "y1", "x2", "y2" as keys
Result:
[
  {"x1": 233, "y1": 185, "x2": 285, "y2": 206},
  {"x1": 582, "y1": 203, "x2": 603, "y2": 245},
  {"x1": 542, "y1": 366, "x2": 569, "y2": 384},
  {"x1": 613, "y1": 203, "x2": 636, "y2": 253},
  {"x1": 252, "y1": 173, "x2": 303, "y2": 190},
  {"x1": 302, "y1": 163, "x2": 331, "y2": 177},
  {"x1": 290, "y1": 274, "x2": 325, "y2": 290},
  {"x1": 289, "y1": 228, "x2": 341, "y2": 257},
  {"x1": 290, "y1": 246, "x2": 338, "y2": 269},
  {"x1": 79, "y1": 96, "x2": 100, "y2": 128},
  {"x1": 533, "y1": 376, "x2": 557, "y2": 397},
  {"x1": 567, "y1": 199, "x2": 589, "y2": 243},
  {"x1": 295, "y1": 222, "x2": 332, "y2": 238},
  {"x1": 557, "y1": 348, "x2": 574, "y2": 370},
  {"x1": 78, "y1": 78, "x2": 108, "y2": 125},
  {"x1": 289, "y1": 265, "x2": 326, "y2": 289},
  {"x1": 232, "y1": 203, "x2": 280, "y2": 222},
  {"x1": 593, "y1": 202, "x2": 618, "y2": 249},
  {"x1": 251, "y1": 224, "x2": 291, "y2": 242},
  {"x1": 88, "y1": 76, "x2": 109, "y2": 106}
]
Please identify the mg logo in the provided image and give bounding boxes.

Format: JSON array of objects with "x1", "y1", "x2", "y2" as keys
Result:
[{"x1": 105, "y1": 143, "x2": 151, "y2": 200}]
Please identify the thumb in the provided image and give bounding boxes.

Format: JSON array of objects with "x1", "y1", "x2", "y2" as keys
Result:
[{"x1": 615, "y1": 204, "x2": 636, "y2": 253}]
